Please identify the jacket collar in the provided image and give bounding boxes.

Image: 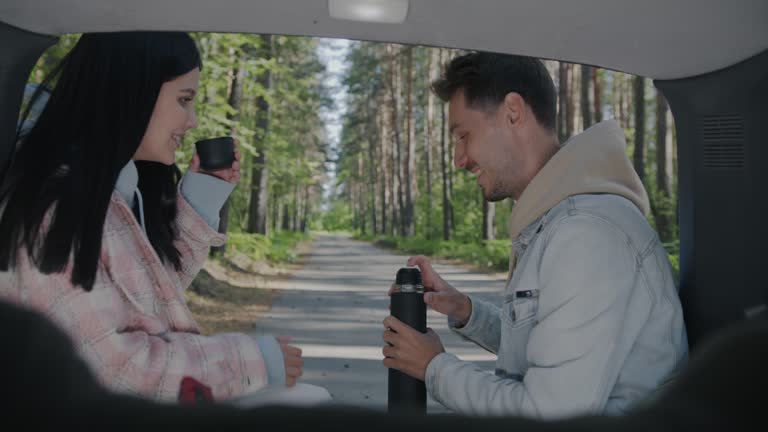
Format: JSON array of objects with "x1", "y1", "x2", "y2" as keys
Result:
[{"x1": 115, "y1": 160, "x2": 138, "y2": 205}]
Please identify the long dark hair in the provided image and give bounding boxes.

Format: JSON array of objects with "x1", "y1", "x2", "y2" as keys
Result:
[{"x1": 0, "y1": 32, "x2": 202, "y2": 291}]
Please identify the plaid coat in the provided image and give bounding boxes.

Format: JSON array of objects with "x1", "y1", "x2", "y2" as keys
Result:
[{"x1": 0, "y1": 191, "x2": 268, "y2": 401}]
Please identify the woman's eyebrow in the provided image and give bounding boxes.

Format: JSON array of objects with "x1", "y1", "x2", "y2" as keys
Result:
[{"x1": 179, "y1": 88, "x2": 197, "y2": 96}]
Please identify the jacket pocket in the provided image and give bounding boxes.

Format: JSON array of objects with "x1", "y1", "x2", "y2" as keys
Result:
[
  {"x1": 502, "y1": 290, "x2": 539, "y2": 326},
  {"x1": 497, "y1": 291, "x2": 540, "y2": 378}
]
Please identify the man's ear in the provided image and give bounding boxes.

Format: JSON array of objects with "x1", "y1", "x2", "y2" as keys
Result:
[{"x1": 503, "y1": 92, "x2": 526, "y2": 127}]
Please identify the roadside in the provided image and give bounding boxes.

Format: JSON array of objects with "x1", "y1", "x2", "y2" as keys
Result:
[{"x1": 186, "y1": 237, "x2": 314, "y2": 335}]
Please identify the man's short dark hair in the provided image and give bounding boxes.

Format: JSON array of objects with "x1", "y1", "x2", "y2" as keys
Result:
[{"x1": 432, "y1": 52, "x2": 557, "y2": 131}]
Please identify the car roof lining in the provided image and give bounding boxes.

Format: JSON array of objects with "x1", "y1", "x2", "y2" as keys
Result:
[{"x1": 1, "y1": 0, "x2": 767, "y2": 80}]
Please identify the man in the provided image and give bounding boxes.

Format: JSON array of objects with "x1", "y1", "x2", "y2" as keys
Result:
[{"x1": 382, "y1": 52, "x2": 688, "y2": 418}]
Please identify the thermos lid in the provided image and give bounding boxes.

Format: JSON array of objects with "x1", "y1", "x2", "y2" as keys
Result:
[{"x1": 395, "y1": 267, "x2": 422, "y2": 286}]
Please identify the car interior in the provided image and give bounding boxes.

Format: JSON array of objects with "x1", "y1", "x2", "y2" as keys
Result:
[{"x1": 0, "y1": 0, "x2": 766, "y2": 426}]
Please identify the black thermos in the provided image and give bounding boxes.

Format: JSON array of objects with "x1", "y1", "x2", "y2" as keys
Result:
[{"x1": 388, "y1": 267, "x2": 427, "y2": 414}]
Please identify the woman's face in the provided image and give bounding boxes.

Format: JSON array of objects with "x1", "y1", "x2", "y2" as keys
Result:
[{"x1": 134, "y1": 67, "x2": 200, "y2": 165}]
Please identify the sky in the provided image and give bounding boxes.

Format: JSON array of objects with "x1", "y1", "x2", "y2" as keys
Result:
[{"x1": 317, "y1": 37, "x2": 352, "y2": 209}]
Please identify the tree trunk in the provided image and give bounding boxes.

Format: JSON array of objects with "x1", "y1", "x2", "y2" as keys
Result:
[
  {"x1": 425, "y1": 49, "x2": 437, "y2": 239},
  {"x1": 275, "y1": 197, "x2": 282, "y2": 232},
  {"x1": 358, "y1": 153, "x2": 366, "y2": 235},
  {"x1": 367, "y1": 137, "x2": 378, "y2": 235},
  {"x1": 566, "y1": 64, "x2": 575, "y2": 139},
  {"x1": 616, "y1": 73, "x2": 625, "y2": 127},
  {"x1": 671, "y1": 115, "x2": 679, "y2": 230},
  {"x1": 404, "y1": 47, "x2": 416, "y2": 237},
  {"x1": 593, "y1": 68, "x2": 603, "y2": 123},
  {"x1": 248, "y1": 34, "x2": 273, "y2": 235},
  {"x1": 386, "y1": 45, "x2": 404, "y2": 237},
  {"x1": 281, "y1": 200, "x2": 291, "y2": 231},
  {"x1": 482, "y1": 199, "x2": 496, "y2": 241},
  {"x1": 558, "y1": 62, "x2": 569, "y2": 142},
  {"x1": 623, "y1": 75, "x2": 633, "y2": 130},
  {"x1": 204, "y1": 37, "x2": 219, "y2": 107},
  {"x1": 292, "y1": 184, "x2": 299, "y2": 232},
  {"x1": 211, "y1": 47, "x2": 245, "y2": 255},
  {"x1": 300, "y1": 186, "x2": 309, "y2": 233},
  {"x1": 393, "y1": 50, "x2": 406, "y2": 237},
  {"x1": 380, "y1": 101, "x2": 390, "y2": 236},
  {"x1": 361, "y1": 95, "x2": 378, "y2": 235},
  {"x1": 655, "y1": 90, "x2": 674, "y2": 243},
  {"x1": 440, "y1": 81, "x2": 453, "y2": 241},
  {"x1": 580, "y1": 65, "x2": 592, "y2": 129},
  {"x1": 633, "y1": 76, "x2": 646, "y2": 184}
]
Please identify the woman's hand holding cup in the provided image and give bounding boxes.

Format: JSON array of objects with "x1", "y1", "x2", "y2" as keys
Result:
[{"x1": 190, "y1": 136, "x2": 241, "y2": 185}]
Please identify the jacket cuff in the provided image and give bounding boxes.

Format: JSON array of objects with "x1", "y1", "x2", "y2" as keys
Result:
[
  {"x1": 425, "y1": 352, "x2": 461, "y2": 406},
  {"x1": 253, "y1": 335, "x2": 286, "y2": 387},
  {"x1": 449, "y1": 296, "x2": 492, "y2": 339},
  {"x1": 179, "y1": 171, "x2": 235, "y2": 229}
]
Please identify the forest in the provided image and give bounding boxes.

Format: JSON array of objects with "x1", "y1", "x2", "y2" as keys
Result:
[{"x1": 27, "y1": 34, "x2": 679, "y2": 275}]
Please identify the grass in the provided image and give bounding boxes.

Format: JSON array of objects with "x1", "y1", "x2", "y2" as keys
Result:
[
  {"x1": 186, "y1": 268, "x2": 274, "y2": 335},
  {"x1": 356, "y1": 233, "x2": 681, "y2": 281},
  {"x1": 356, "y1": 234, "x2": 511, "y2": 273},
  {"x1": 186, "y1": 230, "x2": 312, "y2": 335},
  {"x1": 223, "y1": 230, "x2": 311, "y2": 265}
]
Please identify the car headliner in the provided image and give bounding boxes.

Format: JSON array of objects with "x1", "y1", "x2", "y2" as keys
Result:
[{"x1": 1, "y1": 0, "x2": 767, "y2": 80}]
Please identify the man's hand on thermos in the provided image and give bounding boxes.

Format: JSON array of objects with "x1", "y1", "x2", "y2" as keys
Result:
[
  {"x1": 387, "y1": 256, "x2": 472, "y2": 326},
  {"x1": 382, "y1": 316, "x2": 445, "y2": 381}
]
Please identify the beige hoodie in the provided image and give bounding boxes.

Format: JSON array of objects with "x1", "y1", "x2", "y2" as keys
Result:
[{"x1": 508, "y1": 119, "x2": 650, "y2": 273}]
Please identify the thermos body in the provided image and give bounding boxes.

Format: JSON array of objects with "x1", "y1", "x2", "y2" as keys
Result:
[{"x1": 388, "y1": 267, "x2": 427, "y2": 414}]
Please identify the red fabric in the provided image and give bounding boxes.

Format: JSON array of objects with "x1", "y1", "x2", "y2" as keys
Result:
[{"x1": 179, "y1": 377, "x2": 214, "y2": 404}]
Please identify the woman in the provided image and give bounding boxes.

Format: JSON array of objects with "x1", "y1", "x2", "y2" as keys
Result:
[{"x1": 0, "y1": 32, "x2": 307, "y2": 402}]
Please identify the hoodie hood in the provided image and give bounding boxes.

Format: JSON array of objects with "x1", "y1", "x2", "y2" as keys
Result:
[{"x1": 507, "y1": 119, "x2": 650, "y2": 269}]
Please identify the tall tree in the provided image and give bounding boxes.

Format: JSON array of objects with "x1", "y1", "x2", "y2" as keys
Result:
[
  {"x1": 558, "y1": 62, "x2": 569, "y2": 142},
  {"x1": 211, "y1": 47, "x2": 245, "y2": 255},
  {"x1": 580, "y1": 65, "x2": 593, "y2": 129},
  {"x1": 482, "y1": 199, "x2": 496, "y2": 241},
  {"x1": 566, "y1": 64, "x2": 576, "y2": 138},
  {"x1": 365, "y1": 109, "x2": 378, "y2": 235},
  {"x1": 383, "y1": 45, "x2": 402, "y2": 235},
  {"x1": 424, "y1": 49, "x2": 437, "y2": 239},
  {"x1": 380, "y1": 95, "x2": 391, "y2": 235},
  {"x1": 593, "y1": 68, "x2": 603, "y2": 123},
  {"x1": 403, "y1": 47, "x2": 416, "y2": 236},
  {"x1": 357, "y1": 153, "x2": 366, "y2": 235},
  {"x1": 440, "y1": 71, "x2": 453, "y2": 241},
  {"x1": 655, "y1": 90, "x2": 674, "y2": 242},
  {"x1": 300, "y1": 186, "x2": 310, "y2": 232},
  {"x1": 632, "y1": 76, "x2": 646, "y2": 184},
  {"x1": 248, "y1": 34, "x2": 273, "y2": 234}
]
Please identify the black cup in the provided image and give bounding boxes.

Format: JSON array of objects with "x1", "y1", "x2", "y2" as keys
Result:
[{"x1": 195, "y1": 136, "x2": 235, "y2": 171}]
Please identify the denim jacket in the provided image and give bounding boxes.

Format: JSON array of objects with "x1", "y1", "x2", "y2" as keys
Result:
[{"x1": 425, "y1": 121, "x2": 688, "y2": 418}]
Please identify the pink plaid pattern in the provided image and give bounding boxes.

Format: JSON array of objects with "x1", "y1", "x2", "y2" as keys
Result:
[{"x1": 0, "y1": 192, "x2": 268, "y2": 401}]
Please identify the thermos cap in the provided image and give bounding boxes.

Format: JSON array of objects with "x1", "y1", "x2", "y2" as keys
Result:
[{"x1": 395, "y1": 267, "x2": 423, "y2": 292}]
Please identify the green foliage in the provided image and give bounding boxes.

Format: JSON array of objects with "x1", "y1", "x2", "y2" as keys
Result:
[
  {"x1": 318, "y1": 202, "x2": 354, "y2": 232},
  {"x1": 182, "y1": 33, "x2": 330, "y2": 233},
  {"x1": 663, "y1": 239, "x2": 680, "y2": 281},
  {"x1": 225, "y1": 231, "x2": 310, "y2": 264},
  {"x1": 356, "y1": 233, "x2": 510, "y2": 272}
]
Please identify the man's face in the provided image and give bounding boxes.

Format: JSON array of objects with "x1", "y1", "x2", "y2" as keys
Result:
[{"x1": 449, "y1": 90, "x2": 522, "y2": 202}]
